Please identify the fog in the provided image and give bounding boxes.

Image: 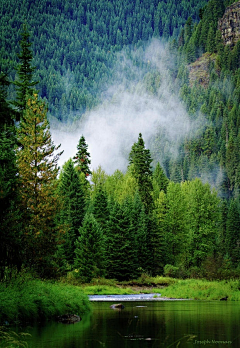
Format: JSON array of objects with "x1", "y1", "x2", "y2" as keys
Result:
[{"x1": 51, "y1": 39, "x2": 205, "y2": 174}]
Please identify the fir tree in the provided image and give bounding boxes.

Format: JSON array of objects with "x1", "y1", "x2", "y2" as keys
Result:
[
  {"x1": 73, "y1": 135, "x2": 92, "y2": 177},
  {"x1": 16, "y1": 92, "x2": 62, "y2": 275},
  {"x1": 106, "y1": 201, "x2": 137, "y2": 280},
  {"x1": 128, "y1": 133, "x2": 153, "y2": 212},
  {"x1": 75, "y1": 213, "x2": 105, "y2": 282},
  {"x1": 13, "y1": 23, "x2": 38, "y2": 120},
  {"x1": 57, "y1": 159, "x2": 86, "y2": 269},
  {"x1": 92, "y1": 185, "x2": 109, "y2": 230},
  {"x1": 152, "y1": 162, "x2": 169, "y2": 200}
]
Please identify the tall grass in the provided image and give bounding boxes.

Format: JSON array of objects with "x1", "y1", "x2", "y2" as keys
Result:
[
  {"x1": 160, "y1": 278, "x2": 240, "y2": 300},
  {"x1": 0, "y1": 326, "x2": 30, "y2": 347},
  {"x1": 0, "y1": 278, "x2": 91, "y2": 324}
]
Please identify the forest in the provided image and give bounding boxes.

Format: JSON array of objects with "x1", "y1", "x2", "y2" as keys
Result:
[{"x1": 1, "y1": 0, "x2": 240, "y2": 285}]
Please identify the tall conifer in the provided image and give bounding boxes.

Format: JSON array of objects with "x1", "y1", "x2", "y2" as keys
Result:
[
  {"x1": 16, "y1": 92, "x2": 62, "y2": 275},
  {"x1": 128, "y1": 133, "x2": 153, "y2": 212},
  {"x1": 13, "y1": 23, "x2": 38, "y2": 120}
]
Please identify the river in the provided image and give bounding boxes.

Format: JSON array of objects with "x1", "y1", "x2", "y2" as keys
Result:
[{"x1": 23, "y1": 299, "x2": 239, "y2": 347}]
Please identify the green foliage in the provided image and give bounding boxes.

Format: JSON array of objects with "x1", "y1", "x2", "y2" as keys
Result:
[
  {"x1": 0, "y1": 130, "x2": 23, "y2": 279},
  {"x1": 164, "y1": 264, "x2": 180, "y2": 278},
  {"x1": 105, "y1": 201, "x2": 138, "y2": 281},
  {"x1": 128, "y1": 133, "x2": 153, "y2": 212},
  {"x1": 16, "y1": 92, "x2": 63, "y2": 275},
  {"x1": 226, "y1": 199, "x2": 240, "y2": 266},
  {"x1": 13, "y1": 23, "x2": 38, "y2": 120},
  {"x1": 75, "y1": 214, "x2": 105, "y2": 282},
  {"x1": 56, "y1": 159, "x2": 86, "y2": 269},
  {"x1": 92, "y1": 185, "x2": 109, "y2": 229},
  {"x1": 0, "y1": 74, "x2": 15, "y2": 128},
  {"x1": 160, "y1": 278, "x2": 240, "y2": 300},
  {"x1": 73, "y1": 135, "x2": 92, "y2": 177},
  {"x1": 0, "y1": 0, "x2": 208, "y2": 121},
  {"x1": 0, "y1": 277, "x2": 90, "y2": 324},
  {"x1": 0, "y1": 326, "x2": 30, "y2": 348}
]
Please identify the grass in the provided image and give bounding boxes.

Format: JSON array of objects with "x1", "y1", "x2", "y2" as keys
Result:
[
  {"x1": 0, "y1": 277, "x2": 91, "y2": 325},
  {"x1": 160, "y1": 278, "x2": 240, "y2": 300},
  {"x1": 0, "y1": 326, "x2": 31, "y2": 348},
  {"x1": 79, "y1": 275, "x2": 177, "y2": 295},
  {"x1": 77, "y1": 275, "x2": 240, "y2": 301}
]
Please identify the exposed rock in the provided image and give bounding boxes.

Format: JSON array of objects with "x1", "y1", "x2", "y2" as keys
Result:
[
  {"x1": 110, "y1": 303, "x2": 125, "y2": 309},
  {"x1": 188, "y1": 53, "x2": 217, "y2": 88},
  {"x1": 57, "y1": 314, "x2": 81, "y2": 324},
  {"x1": 218, "y1": 1, "x2": 240, "y2": 47}
]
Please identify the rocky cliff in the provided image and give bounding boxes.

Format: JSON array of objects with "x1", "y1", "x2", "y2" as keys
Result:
[{"x1": 218, "y1": 1, "x2": 240, "y2": 46}]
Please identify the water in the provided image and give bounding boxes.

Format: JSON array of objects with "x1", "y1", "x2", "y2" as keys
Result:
[{"x1": 23, "y1": 301, "x2": 240, "y2": 348}]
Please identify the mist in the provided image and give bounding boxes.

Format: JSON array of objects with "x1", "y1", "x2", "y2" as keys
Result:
[{"x1": 51, "y1": 39, "x2": 205, "y2": 174}]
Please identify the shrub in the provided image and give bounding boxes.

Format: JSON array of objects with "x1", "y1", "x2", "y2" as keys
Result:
[{"x1": 164, "y1": 264, "x2": 179, "y2": 278}]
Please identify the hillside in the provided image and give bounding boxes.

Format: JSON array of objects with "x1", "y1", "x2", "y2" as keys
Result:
[
  {"x1": 0, "y1": 0, "x2": 208, "y2": 121},
  {"x1": 166, "y1": 0, "x2": 240, "y2": 197}
]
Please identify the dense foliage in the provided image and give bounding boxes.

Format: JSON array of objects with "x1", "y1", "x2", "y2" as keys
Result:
[
  {"x1": 0, "y1": 0, "x2": 207, "y2": 121},
  {"x1": 1, "y1": 0, "x2": 240, "y2": 286}
]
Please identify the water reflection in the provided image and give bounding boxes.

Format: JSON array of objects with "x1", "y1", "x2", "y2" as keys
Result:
[{"x1": 25, "y1": 301, "x2": 240, "y2": 347}]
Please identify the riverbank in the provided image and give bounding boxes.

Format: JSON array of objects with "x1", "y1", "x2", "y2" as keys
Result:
[
  {"x1": 0, "y1": 278, "x2": 90, "y2": 325},
  {"x1": 80, "y1": 276, "x2": 240, "y2": 301},
  {"x1": 1, "y1": 275, "x2": 240, "y2": 325}
]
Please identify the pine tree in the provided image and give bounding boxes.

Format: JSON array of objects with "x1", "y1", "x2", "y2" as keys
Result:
[
  {"x1": 13, "y1": 23, "x2": 38, "y2": 120},
  {"x1": 75, "y1": 213, "x2": 105, "y2": 282},
  {"x1": 128, "y1": 133, "x2": 153, "y2": 212},
  {"x1": 16, "y1": 92, "x2": 62, "y2": 275},
  {"x1": 73, "y1": 135, "x2": 92, "y2": 177}
]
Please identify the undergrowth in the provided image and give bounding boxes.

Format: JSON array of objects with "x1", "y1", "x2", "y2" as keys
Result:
[
  {"x1": 0, "y1": 277, "x2": 91, "y2": 325},
  {"x1": 160, "y1": 278, "x2": 240, "y2": 300}
]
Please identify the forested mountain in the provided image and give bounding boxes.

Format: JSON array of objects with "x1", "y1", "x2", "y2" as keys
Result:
[
  {"x1": 0, "y1": 0, "x2": 207, "y2": 121},
  {"x1": 1, "y1": 0, "x2": 240, "y2": 282},
  {"x1": 169, "y1": 0, "x2": 240, "y2": 197}
]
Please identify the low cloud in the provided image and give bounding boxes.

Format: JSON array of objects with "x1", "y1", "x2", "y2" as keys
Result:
[{"x1": 51, "y1": 39, "x2": 205, "y2": 174}]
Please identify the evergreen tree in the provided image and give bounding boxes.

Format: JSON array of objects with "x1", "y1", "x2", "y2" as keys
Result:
[
  {"x1": 57, "y1": 159, "x2": 86, "y2": 269},
  {"x1": 16, "y1": 92, "x2": 62, "y2": 275},
  {"x1": 226, "y1": 199, "x2": 240, "y2": 267},
  {"x1": 0, "y1": 130, "x2": 22, "y2": 278},
  {"x1": 152, "y1": 162, "x2": 169, "y2": 201},
  {"x1": 106, "y1": 201, "x2": 137, "y2": 280},
  {"x1": 75, "y1": 213, "x2": 105, "y2": 282},
  {"x1": 0, "y1": 73, "x2": 15, "y2": 128},
  {"x1": 73, "y1": 135, "x2": 92, "y2": 177},
  {"x1": 13, "y1": 23, "x2": 38, "y2": 120},
  {"x1": 165, "y1": 182, "x2": 186, "y2": 266},
  {"x1": 92, "y1": 185, "x2": 109, "y2": 229},
  {"x1": 128, "y1": 133, "x2": 153, "y2": 212}
]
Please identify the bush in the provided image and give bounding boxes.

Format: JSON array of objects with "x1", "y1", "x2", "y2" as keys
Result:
[
  {"x1": 164, "y1": 264, "x2": 179, "y2": 278},
  {"x1": 0, "y1": 277, "x2": 91, "y2": 324}
]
